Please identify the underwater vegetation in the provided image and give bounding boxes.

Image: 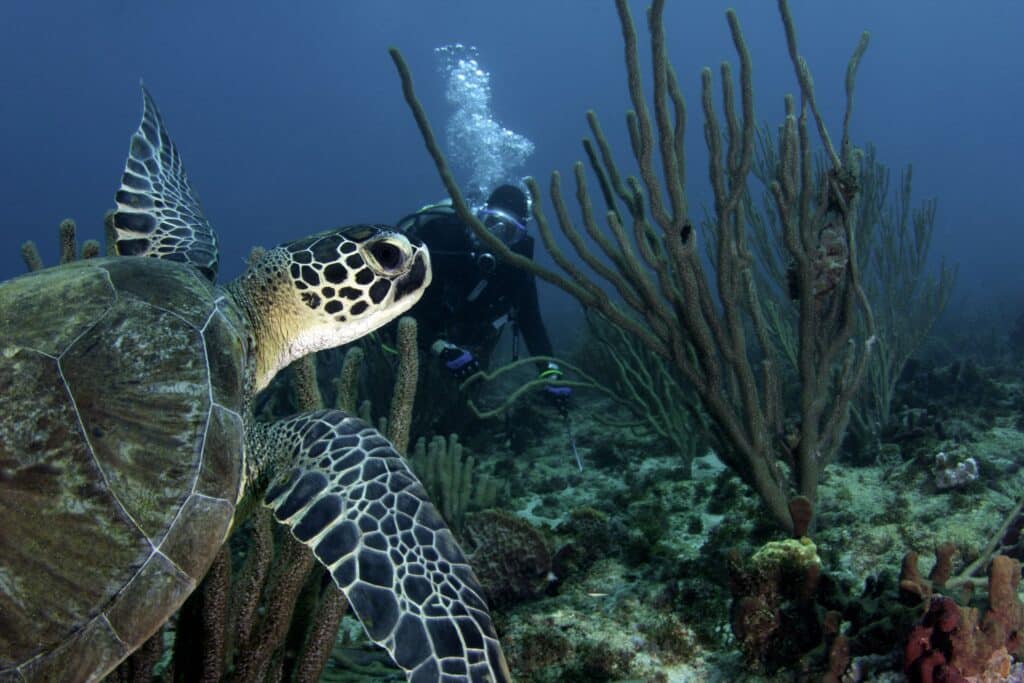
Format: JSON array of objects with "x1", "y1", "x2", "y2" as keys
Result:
[
  {"x1": 385, "y1": 0, "x2": 1023, "y2": 681},
  {"x1": 395, "y1": 0, "x2": 879, "y2": 535},
  {"x1": 3, "y1": 1, "x2": 1022, "y2": 682}
]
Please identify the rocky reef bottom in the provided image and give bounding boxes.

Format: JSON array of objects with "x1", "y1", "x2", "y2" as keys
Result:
[{"x1": 321, "y1": 358, "x2": 1024, "y2": 682}]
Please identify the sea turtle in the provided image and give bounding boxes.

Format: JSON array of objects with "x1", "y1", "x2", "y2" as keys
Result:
[{"x1": 0, "y1": 87, "x2": 511, "y2": 683}]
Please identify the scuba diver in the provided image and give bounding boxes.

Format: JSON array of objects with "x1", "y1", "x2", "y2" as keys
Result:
[{"x1": 396, "y1": 184, "x2": 571, "y2": 414}]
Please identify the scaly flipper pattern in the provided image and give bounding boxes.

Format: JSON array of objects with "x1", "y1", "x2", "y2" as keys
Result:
[
  {"x1": 257, "y1": 410, "x2": 511, "y2": 683},
  {"x1": 112, "y1": 85, "x2": 219, "y2": 281}
]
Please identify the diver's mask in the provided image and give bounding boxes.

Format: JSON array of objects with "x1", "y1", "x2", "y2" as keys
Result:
[{"x1": 476, "y1": 207, "x2": 528, "y2": 248}]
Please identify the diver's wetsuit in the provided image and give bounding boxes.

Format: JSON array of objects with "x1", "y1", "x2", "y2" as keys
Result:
[{"x1": 400, "y1": 206, "x2": 553, "y2": 363}]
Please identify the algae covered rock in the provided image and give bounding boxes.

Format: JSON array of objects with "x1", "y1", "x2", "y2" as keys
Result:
[{"x1": 728, "y1": 537, "x2": 824, "y2": 671}]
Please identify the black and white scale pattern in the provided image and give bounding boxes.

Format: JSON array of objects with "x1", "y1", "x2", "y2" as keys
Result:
[
  {"x1": 262, "y1": 410, "x2": 510, "y2": 683},
  {"x1": 112, "y1": 86, "x2": 220, "y2": 282}
]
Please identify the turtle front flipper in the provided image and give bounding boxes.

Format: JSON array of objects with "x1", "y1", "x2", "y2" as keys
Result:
[
  {"x1": 112, "y1": 85, "x2": 220, "y2": 281},
  {"x1": 254, "y1": 410, "x2": 511, "y2": 683}
]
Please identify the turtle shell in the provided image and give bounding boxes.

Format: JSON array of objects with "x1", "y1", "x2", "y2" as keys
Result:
[{"x1": 0, "y1": 256, "x2": 249, "y2": 680}]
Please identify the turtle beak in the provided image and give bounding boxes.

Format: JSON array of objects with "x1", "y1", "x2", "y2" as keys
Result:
[{"x1": 393, "y1": 247, "x2": 431, "y2": 303}]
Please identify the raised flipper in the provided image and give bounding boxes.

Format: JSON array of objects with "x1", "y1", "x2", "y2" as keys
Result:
[
  {"x1": 255, "y1": 410, "x2": 511, "y2": 683},
  {"x1": 112, "y1": 85, "x2": 219, "y2": 281}
]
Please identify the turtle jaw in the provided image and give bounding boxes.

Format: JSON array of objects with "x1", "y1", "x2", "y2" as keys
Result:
[
  {"x1": 260, "y1": 300, "x2": 416, "y2": 389},
  {"x1": 254, "y1": 270, "x2": 430, "y2": 392}
]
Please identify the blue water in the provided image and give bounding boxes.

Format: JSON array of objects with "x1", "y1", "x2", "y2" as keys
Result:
[{"x1": 1, "y1": 1, "x2": 1021, "y2": 316}]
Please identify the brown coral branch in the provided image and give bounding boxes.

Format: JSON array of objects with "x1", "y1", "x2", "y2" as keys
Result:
[{"x1": 291, "y1": 590, "x2": 349, "y2": 683}]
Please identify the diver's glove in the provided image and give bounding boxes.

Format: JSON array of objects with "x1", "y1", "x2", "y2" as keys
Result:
[
  {"x1": 539, "y1": 362, "x2": 572, "y2": 415},
  {"x1": 432, "y1": 340, "x2": 481, "y2": 382}
]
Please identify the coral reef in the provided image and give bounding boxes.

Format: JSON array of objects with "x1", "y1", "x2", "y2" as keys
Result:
[
  {"x1": 462, "y1": 510, "x2": 553, "y2": 610},
  {"x1": 933, "y1": 450, "x2": 980, "y2": 490},
  {"x1": 904, "y1": 556, "x2": 1024, "y2": 682},
  {"x1": 21, "y1": 218, "x2": 102, "y2": 271},
  {"x1": 727, "y1": 538, "x2": 824, "y2": 671},
  {"x1": 20, "y1": 0, "x2": 1021, "y2": 680},
  {"x1": 407, "y1": 433, "x2": 503, "y2": 533},
  {"x1": 394, "y1": 0, "x2": 877, "y2": 534}
]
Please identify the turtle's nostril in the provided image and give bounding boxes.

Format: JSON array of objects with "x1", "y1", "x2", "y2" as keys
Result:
[{"x1": 369, "y1": 240, "x2": 404, "y2": 272}]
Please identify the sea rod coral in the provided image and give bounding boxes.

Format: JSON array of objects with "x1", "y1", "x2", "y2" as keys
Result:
[{"x1": 391, "y1": 0, "x2": 874, "y2": 533}]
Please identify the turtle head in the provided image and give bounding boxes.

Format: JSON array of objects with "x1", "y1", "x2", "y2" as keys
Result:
[{"x1": 231, "y1": 224, "x2": 431, "y2": 391}]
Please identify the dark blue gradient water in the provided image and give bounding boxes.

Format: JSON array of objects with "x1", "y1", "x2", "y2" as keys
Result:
[{"x1": 1, "y1": 2, "x2": 1020, "y2": 332}]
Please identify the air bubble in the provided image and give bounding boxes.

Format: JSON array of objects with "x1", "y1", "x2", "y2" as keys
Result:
[{"x1": 435, "y1": 43, "x2": 534, "y2": 198}]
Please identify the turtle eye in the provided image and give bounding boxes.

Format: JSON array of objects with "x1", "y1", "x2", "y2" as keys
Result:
[{"x1": 369, "y1": 240, "x2": 404, "y2": 272}]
